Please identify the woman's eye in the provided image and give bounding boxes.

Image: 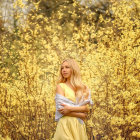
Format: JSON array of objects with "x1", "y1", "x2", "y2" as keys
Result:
[{"x1": 61, "y1": 66, "x2": 69, "y2": 69}]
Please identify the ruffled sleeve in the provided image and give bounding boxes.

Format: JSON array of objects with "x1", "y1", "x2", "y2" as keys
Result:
[
  {"x1": 88, "y1": 89, "x2": 94, "y2": 106},
  {"x1": 85, "y1": 89, "x2": 94, "y2": 112}
]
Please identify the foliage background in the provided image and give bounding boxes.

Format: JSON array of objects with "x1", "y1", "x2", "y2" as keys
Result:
[{"x1": 0, "y1": 0, "x2": 140, "y2": 139}]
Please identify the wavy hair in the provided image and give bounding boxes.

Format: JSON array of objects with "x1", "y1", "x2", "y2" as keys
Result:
[{"x1": 57, "y1": 58, "x2": 89, "y2": 103}]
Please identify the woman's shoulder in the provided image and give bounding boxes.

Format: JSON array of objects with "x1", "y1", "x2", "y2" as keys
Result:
[
  {"x1": 83, "y1": 84, "x2": 90, "y2": 91},
  {"x1": 55, "y1": 83, "x2": 65, "y2": 96},
  {"x1": 57, "y1": 82, "x2": 65, "y2": 88}
]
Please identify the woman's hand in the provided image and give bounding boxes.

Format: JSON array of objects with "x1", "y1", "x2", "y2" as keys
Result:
[{"x1": 58, "y1": 104, "x2": 71, "y2": 115}]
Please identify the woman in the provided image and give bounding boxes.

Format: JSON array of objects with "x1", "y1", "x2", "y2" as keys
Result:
[{"x1": 52, "y1": 58, "x2": 93, "y2": 140}]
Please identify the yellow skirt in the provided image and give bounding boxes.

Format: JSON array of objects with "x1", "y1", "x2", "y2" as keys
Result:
[{"x1": 52, "y1": 116, "x2": 88, "y2": 140}]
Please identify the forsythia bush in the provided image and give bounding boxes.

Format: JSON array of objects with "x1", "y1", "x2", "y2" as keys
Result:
[{"x1": 0, "y1": 0, "x2": 139, "y2": 139}]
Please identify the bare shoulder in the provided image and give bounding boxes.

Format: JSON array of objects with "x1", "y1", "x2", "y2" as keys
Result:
[
  {"x1": 84, "y1": 84, "x2": 90, "y2": 91},
  {"x1": 55, "y1": 83, "x2": 65, "y2": 96},
  {"x1": 84, "y1": 84, "x2": 90, "y2": 97}
]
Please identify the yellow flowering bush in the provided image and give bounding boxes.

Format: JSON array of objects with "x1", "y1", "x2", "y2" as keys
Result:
[{"x1": 0, "y1": 0, "x2": 139, "y2": 139}]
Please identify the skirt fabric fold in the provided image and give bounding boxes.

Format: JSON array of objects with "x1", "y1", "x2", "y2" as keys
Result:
[{"x1": 52, "y1": 116, "x2": 88, "y2": 140}]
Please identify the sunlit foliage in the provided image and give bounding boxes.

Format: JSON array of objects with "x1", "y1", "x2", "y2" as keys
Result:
[{"x1": 0, "y1": 0, "x2": 140, "y2": 139}]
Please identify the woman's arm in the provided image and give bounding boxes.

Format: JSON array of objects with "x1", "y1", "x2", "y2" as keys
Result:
[
  {"x1": 55, "y1": 84, "x2": 65, "y2": 96},
  {"x1": 64, "y1": 112, "x2": 87, "y2": 121},
  {"x1": 69, "y1": 104, "x2": 90, "y2": 113},
  {"x1": 59, "y1": 104, "x2": 90, "y2": 115},
  {"x1": 56, "y1": 85, "x2": 90, "y2": 114}
]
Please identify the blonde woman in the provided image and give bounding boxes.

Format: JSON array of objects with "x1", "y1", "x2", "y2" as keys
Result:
[{"x1": 52, "y1": 58, "x2": 93, "y2": 140}]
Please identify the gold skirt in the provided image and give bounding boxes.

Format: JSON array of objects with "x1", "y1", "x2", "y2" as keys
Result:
[{"x1": 52, "y1": 116, "x2": 88, "y2": 140}]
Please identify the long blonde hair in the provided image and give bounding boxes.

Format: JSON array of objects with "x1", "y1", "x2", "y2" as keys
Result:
[{"x1": 57, "y1": 58, "x2": 89, "y2": 103}]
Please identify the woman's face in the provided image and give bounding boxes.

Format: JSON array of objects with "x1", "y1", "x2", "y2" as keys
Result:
[{"x1": 61, "y1": 61, "x2": 72, "y2": 79}]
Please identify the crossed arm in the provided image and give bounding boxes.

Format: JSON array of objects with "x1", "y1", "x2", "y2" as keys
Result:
[
  {"x1": 56, "y1": 84, "x2": 90, "y2": 120},
  {"x1": 66, "y1": 111, "x2": 88, "y2": 121},
  {"x1": 60, "y1": 104, "x2": 90, "y2": 120}
]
